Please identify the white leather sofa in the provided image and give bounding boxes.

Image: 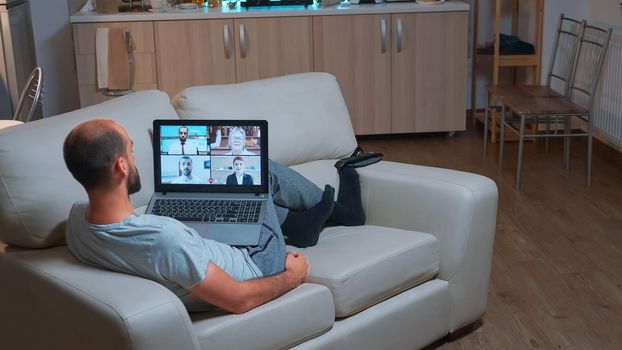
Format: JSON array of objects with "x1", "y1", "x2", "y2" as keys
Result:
[{"x1": 0, "y1": 73, "x2": 498, "y2": 350}]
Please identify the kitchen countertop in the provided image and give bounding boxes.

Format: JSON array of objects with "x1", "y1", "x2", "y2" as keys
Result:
[{"x1": 70, "y1": 1, "x2": 469, "y2": 23}]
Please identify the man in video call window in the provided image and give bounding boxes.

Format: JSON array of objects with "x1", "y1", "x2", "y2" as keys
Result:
[
  {"x1": 172, "y1": 156, "x2": 204, "y2": 184},
  {"x1": 168, "y1": 126, "x2": 200, "y2": 155},
  {"x1": 226, "y1": 156, "x2": 254, "y2": 185}
]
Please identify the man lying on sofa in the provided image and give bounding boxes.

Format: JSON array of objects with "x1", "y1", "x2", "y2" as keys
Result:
[{"x1": 62, "y1": 119, "x2": 365, "y2": 314}]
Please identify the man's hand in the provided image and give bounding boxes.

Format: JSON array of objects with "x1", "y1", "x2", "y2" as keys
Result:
[
  {"x1": 189, "y1": 252, "x2": 309, "y2": 314},
  {"x1": 285, "y1": 251, "x2": 309, "y2": 286}
]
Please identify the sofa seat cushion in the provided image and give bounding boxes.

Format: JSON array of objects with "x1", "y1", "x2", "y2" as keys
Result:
[
  {"x1": 297, "y1": 225, "x2": 439, "y2": 317},
  {"x1": 190, "y1": 283, "x2": 334, "y2": 350}
]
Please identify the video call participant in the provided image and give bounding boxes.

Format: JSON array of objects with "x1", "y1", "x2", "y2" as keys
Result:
[
  {"x1": 225, "y1": 127, "x2": 255, "y2": 156},
  {"x1": 63, "y1": 119, "x2": 365, "y2": 314},
  {"x1": 171, "y1": 156, "x2": 204, "y2": 184},
  {"x1": 226, "y1": 156, "x2": 254, "y2": 185},
  {"x1": 168, "y1": 126, "x2": 200, "y2": 155}
]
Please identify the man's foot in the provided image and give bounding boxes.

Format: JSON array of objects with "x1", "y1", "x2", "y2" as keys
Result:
[
  {"x1": 330, "y1": 167, "x2": 365, "y2": 226},
  {"x1": 282, "y1": 185, "x2": 335, "y2": 248}
]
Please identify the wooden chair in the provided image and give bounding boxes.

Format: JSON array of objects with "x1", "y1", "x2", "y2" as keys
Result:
[
  {"x1": 13, "y1": 67, "x2": 43, "y2": 123},
  {"x1": 483, "y1": 14, "x2": 585, "y2": 153},
  {"x1": 498, "y1": 23, "x2": 613, "y2": 190}
]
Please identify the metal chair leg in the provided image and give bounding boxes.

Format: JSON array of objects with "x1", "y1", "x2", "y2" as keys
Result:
[
  {"x1": 498, "y1": 104, "x2": 506, "y2": 172},
  {"x1": 484, "y1": 106, "x2": 489, "y2": 155},
  {"x1": 516, "y1": 115, "x2": 526, "y2": 191},
  {"x1": 564, "y1": 117, "x2": 571, "y2": 171},
  {"x1": 587, "y1": 117, "x2": 593, "y2": 187},
  {"x1": 545, "y1": 116, "x2": 550, "y2": 154}
]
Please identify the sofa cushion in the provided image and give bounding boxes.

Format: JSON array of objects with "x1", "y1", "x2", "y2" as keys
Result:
[
  {"x1": 0, "y1": 91, "x2": 177, "y2": 248},
  {"x1": 172, "y1": 72, "x2": 358, "y2": 166},
  {"x1": 190, "y1": 283, "x2": 334, "y2": 350},
  {"x1": 297, "y1": 225, "x2": 439, "y2": 317}
]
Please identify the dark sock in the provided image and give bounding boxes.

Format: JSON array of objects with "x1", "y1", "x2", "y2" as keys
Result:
[
  {"x1": 282, "y1": 185, "x2": 335, "y2": 248},
  {"x1": 330, "y1": 167, "x2": 366, "y2": 226}
]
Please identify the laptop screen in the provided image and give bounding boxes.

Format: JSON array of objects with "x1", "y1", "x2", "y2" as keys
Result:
[{"x1": 153, "y1": 120, "x2": 269, "y2": 194}]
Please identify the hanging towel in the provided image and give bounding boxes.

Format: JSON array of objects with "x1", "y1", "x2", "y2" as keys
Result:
[
  {"x1": 96, "y1": 27, "x2": 130, "y2": 90},
  {"x1": 95, "y1": 27, "x2": 109, "y2": 89}
]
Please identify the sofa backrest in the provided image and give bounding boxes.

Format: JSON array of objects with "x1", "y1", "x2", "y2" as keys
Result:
[
  {"x1": 172, "y1": 73, "x2": 358, "y2": 166},
  {"x1": 0, "y1": 91, "x2": 177, "y2": 248}
]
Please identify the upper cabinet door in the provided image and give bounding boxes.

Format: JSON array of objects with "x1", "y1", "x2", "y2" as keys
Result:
[
  {"x1": 155, "y1": 19, "x2": 237, "y2": 98},
  {"x1": 313, "y1": 15, "x2": 392, "y2": 135},
  {"x1": 392, "y1": 12, "x2": 468, "y2": 133},
  {"x1": 234, "y1": 17, "x2": 313, "y2": 83}
]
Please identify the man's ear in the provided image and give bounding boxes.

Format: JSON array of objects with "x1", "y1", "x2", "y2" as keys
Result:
[{"x1": 113, "y1": 156, "x2": 129, "y2": 178}]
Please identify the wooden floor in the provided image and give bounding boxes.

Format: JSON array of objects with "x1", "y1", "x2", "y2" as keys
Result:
[{"x1": 358, "y1": 124, "x2": 622, "y2": 350}]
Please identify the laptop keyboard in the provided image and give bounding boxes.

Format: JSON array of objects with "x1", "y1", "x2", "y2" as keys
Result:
[{"x1": 151, "y1": 199, "x2": 262, "y2": 223}]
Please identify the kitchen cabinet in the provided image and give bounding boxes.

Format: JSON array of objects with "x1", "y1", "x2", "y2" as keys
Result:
[
  {"x1": 313, "y1": 15, "x2": 392, "y2": 135},
  {"x1": 234, "y1": 17, "x2": 313, "y2": 83},
  {"x1": 71, "y1": 6, "x2": 467, "y2": 134},
  {"x1": 155, "y1": 17, "x2": 312, "y2": 97},
  {"x1": 391, "y1": 12, "x2": 467, "y2": 133},
  {"x1": 72, "y1": 22, "x2": 157, "y2": 107},
  {"x1": 155, "y1": 19, "x2": 237, "y2": 98},
  {"x1": 315, "y1": 12, "x2": 467, "y2": 135}
]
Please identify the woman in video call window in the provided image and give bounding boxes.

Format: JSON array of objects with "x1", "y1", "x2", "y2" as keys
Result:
[
  {"x1": 225, "y1": 127, "x2": 255, "y2": 156},
  {"x1": 226, "y1": 156, "x2": 254, "y2": 185}
]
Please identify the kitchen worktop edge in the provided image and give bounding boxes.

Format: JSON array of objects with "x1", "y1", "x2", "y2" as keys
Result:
[{"x1": 71, "y1": 1, "x2": 469, "y2": 23}]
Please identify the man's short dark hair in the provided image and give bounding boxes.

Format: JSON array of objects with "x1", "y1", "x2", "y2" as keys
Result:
[{"x1": 63, "y1": 127, "x2": 127, "y2": 190}]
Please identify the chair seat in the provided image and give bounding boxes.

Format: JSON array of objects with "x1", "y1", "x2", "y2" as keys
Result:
[
  {"x1": 499, "y1": 95, "x2": 588, "y2": 116},
  {"x1": 486, "y1": 84, "x2": 564, "y2": 98},
  {"x1": 297, "y1": 225, "x2": 439, "y2": 317}
]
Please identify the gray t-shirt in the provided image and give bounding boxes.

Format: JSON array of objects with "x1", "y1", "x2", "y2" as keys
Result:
[{"x1": 65, "y1": 203, "x2": 263, "y2": 311}]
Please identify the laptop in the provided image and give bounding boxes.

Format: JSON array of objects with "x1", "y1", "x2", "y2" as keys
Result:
[{"x1": 146, "y1": 119, "x2": 269, "y2": 246}]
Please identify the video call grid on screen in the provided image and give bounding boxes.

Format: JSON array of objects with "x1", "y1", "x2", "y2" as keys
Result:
[{"x1": 153, "y1": 121, "x2": 267, "y2": 191}]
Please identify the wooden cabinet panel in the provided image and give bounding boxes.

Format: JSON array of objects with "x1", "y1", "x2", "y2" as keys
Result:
[
  {"x1": 72, "y1": 11, "x2": 467, "y2": 130},
  {"x1": 155, "y1": 20, "x2": 236, "y2": 98},
  {"x1": 72, "y1": 22, "x2": 157, "y2": 108},
  {"x1": 392, "y1": 12, "x2": 467, "y2": 133},
  {"x1": 73, "y1": 22, "x2": 155, "y2": 55},
  {"x1": 313, "y1": 15, "x2": 392, "y2": 135},
  {"x1": 234, "y1": 17, "x2": 313, "y2": 83},
  {"x1": 75, "y1": 52, "x2": 157, "y2": 86}
]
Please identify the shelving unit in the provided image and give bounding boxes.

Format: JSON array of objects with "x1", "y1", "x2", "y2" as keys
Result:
[{"x1": 471, "y1": 0, "x2": 544, "y2": 143}]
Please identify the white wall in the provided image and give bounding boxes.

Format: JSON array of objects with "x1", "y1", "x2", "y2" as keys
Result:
[
  {"x1": 30, "y1": 0, "x2": 80, "y2": 117},
  {"x1": 589, "y1": 0, "x2": 622, "y2": 29}
]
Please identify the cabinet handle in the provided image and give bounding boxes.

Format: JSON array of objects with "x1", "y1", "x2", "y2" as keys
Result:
[
  {"x1": 396, "y1": 18, "x2": 404, "y2": 53},
  {"x1": 223, "y1": 24, "x2": 232, "y2": 59},
  {"x1": 380, "y1": 19, "x2": 387, "y2": 54},
  {"x1": 239, "y1": 23, "x2": 248, "y2": 59}
]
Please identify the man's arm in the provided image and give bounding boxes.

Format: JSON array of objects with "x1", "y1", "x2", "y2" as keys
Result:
[{"x1": 188, "y1": 251, "x2": 308, "y2": 314}]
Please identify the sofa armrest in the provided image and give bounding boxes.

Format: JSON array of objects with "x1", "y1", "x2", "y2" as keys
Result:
[
  {"x1": 0, "y1": 247, "x2": 200, "y2": 350},
  {"x1": 357, "y1": 161, "x2": 498, "y2": 331}
]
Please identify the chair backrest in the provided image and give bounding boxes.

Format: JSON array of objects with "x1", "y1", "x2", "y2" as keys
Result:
[
  {"x1": 546, "y1": 14, "x2": 585, "y2": 94},
  {"x1": 13, "y1": 67, "x2": 43, "y2": 123},
  {"x1": 567, "y1": 23, "x2": 613, "y2": 112}
]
